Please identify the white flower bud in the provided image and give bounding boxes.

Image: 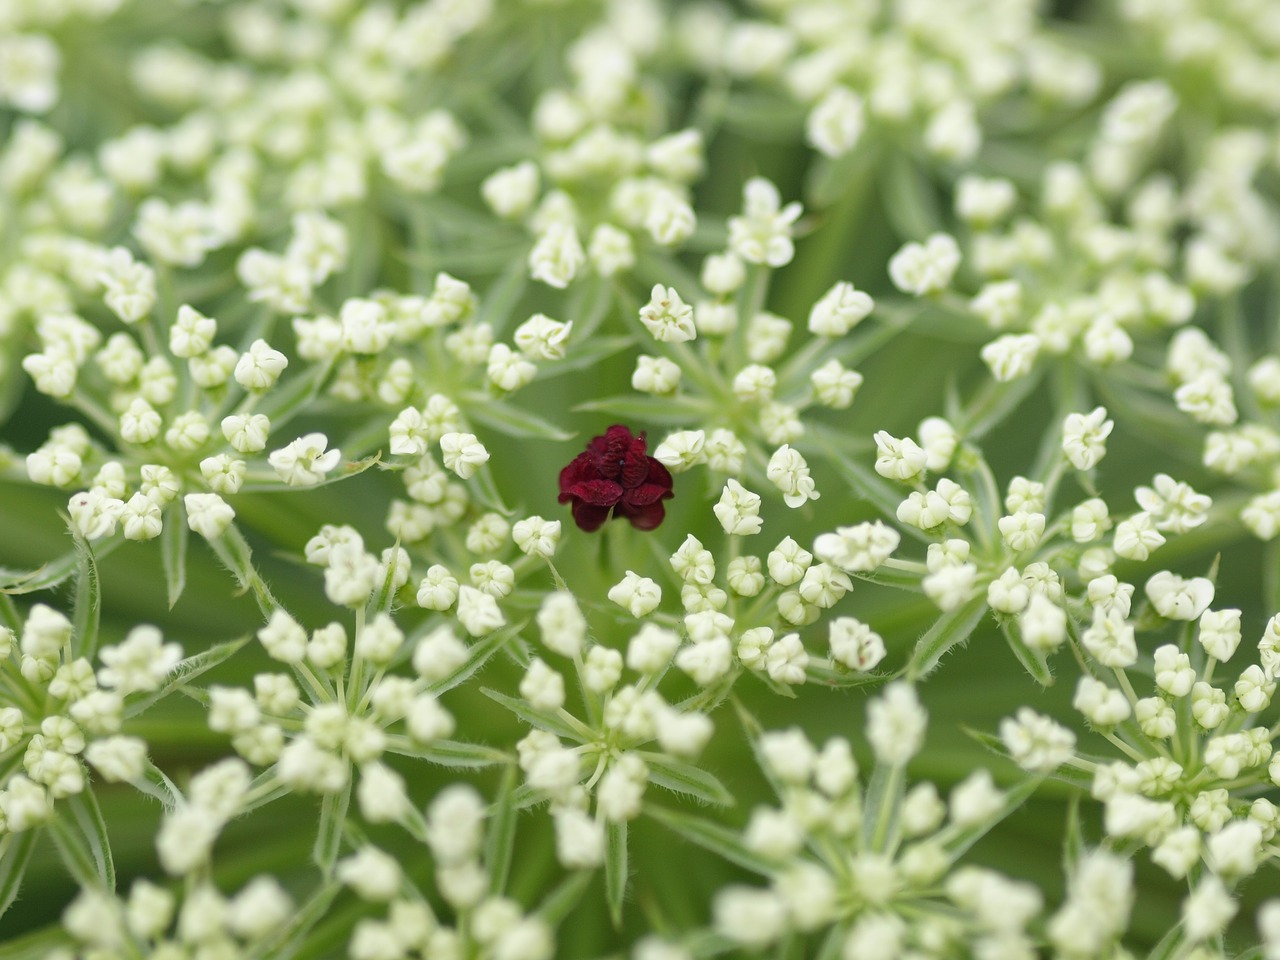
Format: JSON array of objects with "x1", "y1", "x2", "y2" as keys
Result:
[
  {"x1": 714, "y1": 479, "x2": 763, "y2": 536},
  {"x1": 185, "y1": 492, "x2": 234, "y2": 539},
  {"x1": 987, "y1": 567, "x2": 1030, "y2": 614},
  {"x1": 949, "y1": 769, "x2": 1005, "y2": 827},
  {"x1": 1020, "y1": 593, "x2": 1066, "y2": 653},
  {"x1": 632, "y1": 355, "x2": 681, "y2": 395},
  {"x1": 888, "y1": 233, "x2": 960, "y2": 296},
  {"x1": 639, "y1": 284, "x2": 696, "y2": 342},
  {"x1": 653, "y1": 430, "x2": 706, "y2": 472},
  {"x1": 712, "y1": 887, "x2": 787, "y2": 949},
  {"x1": 608, "y1": 571, "x2": 661, "y2": 618},
  {"x1": 482, "y1": 161, "x2": 540, "y2": 219},
  {"x1": 1073, "y1": 677, "x2": 1130, "y2": 727},
  {"x1": 1145, "y1": 571, "x2": 1214, "y2": 621},
  {"x1": 512, "y1": 516, "x2": 560, "y2": 558},
  {"x1": 866, "y1": 682, "x2": 927, "y2": 766},
  {"x1": 440, "y1": 432, "x2": 489, "y2": 479},
  {"x1": 587, "y1": 222, "x2": 634, "y2": 277},
  {"x1": 1113, "y1": 511, "x2": 1165, "y2": 561},
  {"x1": 807, "y1": 281, "x2": 873, "y2": 337},
  {"x1": 828, "y1": 617, "x2": 885, "y2": 672},
  {"x1": 1000, "y1": 707, "x2": 1075, "y2": 772},
  {"x1": 528, "y1": 222, "x2": 584, "y2": 289},
  {"x1": 873, "y1": 431, "x2": 927, "y2": 481},
  {"x1": 806, "y1": 85, "x2": 864, "y2": 158},
  {"x1": 553, "y1": 807, "x2": 604, "y2": 869},
  {"x1": 981, "y1": 333, "x2": 1040, "y2": 382}
]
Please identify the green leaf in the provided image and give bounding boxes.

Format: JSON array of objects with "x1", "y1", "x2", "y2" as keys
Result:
[
  {"x1": 846, "y1": 564, "x2": 924, "y2": 592},
  {"x1": 0, "y1": 829, "x2": 39, "y2": 920},
  {"x1": 998, "y1": 620, "x2": 1055, "y2": 687},
  {"x1": 240, "y1": 770, "x2": 293, "y2": 816},
  {"x1": 1063, "y1": 793, "x2": 1084, "y2": 871},
  {"x1": 49, "y1": 792, "x2": 114, "y2": 891},
  {"x1": 637, "y1": 752, "x2": 734, "y2": 807},
  {"x1": 537, "y1": 335, "x2": 635, "y2": 381},
  {"x1": 161, "y1": 500, "x2": 189, "y2": 609},
  {"x1": 312, "y1": 782, "x2": 351, "y2": 877},
  {"x1": 383, "y1": 737, "x2": 512, "y2": 768},
  {"x1": 605, "y1": 819, "x2": 627, "y2": 928},
  {"x1": 963, "y1": 727, "x2": 1007, "y2": 755},
  {"x1": 426, "y1": 624, "x2": 520, "y2": 696},
  {"x1": 906, "y1": 596, "x2": 989, "y2": 680},
  {"x1": 814, "y1": 923, "x2": 847, "y2": 960},
  {"x1": 861, "y1": 762, "x2": 905, "y2": 853},
  {"x1": 644, "y1": 805, "x2": 774, "y2": 877},
  {"x1": 476, "y1": 255, "x2": 529, "y2": 336},
  {"x1": 131, "y1": 762, "x2": 183, "y2": 813},
  {"x1": 880, "y1": 154, "x2": 942, "y2": 240},
  {"x1": 1145, "y1": 918, "x2": 1186, "y2": 960},
  {"x1": 248, "y1": 879, "x2": 341, "y2": 960},
  {"x1": 751, "y1": 670, "x2": 798, "y2": 699},
  {"x1": 371, "y1": 545, "x2": 410, "y2": 618},
  {"x1": 573, "y1": 394, "x2": 711, "y2": 425},
  {"x1": 0, "y1": 542, "x2": 121, "y2": 595},
  {"x1": 807, "y1": 142, "x2": 877, "y2": 209},
  {"x1": 0, "y1": 347, "x2": 27, "y2": 427},
  {"x1": 464, "y1": 396, "x2": 575, "y2": 442},
  {"x1": 125, "y1": 634, "x2": 252, "y2": 718},
  {"x1": 563, "y1": 274, "x2": 615, "y2": 341},
  {"x1": 510, "y1": 782, "x2": 544, "y2": 810},
  {"x1": 682, "y1": 929, "x2": 740, "y2": 959},
  {"x1": 0, "y1": 591, "x2": 20, "y2": 632},
  {"x1": 485, "y1": 765, "x2": 519, "y2": 894},
  {"x1": 535, "y1": 870, "x2": 595, "y2": 926},
  {"x1": 480, "y1": 688, "x2": 585, "y2": 741},
  {"x1": 205, "y1": 524, "x2": 279, "y2": 617},
  {"x1": 469, "y1": 460, "x2": 512, "y2": 516},
  {"x1": 942, "y1": 775, "x2": 1043, "y2": 861},
  {"x1": 805, "y1": 663, "x2": 891, "y2": 689},
  {"x1": 70, "y1": 536, "x2": 101, "y2": 662},
  {"x1": 237, "y1": 453, "x2": 381, "y2": 494},
  {"x1": 634, "y1": 250, "x2": 706, "y2": 298},
  {"x1": 720, "y1": 92, "x2": 804, "y2": 139},
  {"x1": 777, "y1": 319, "x2": 905, "y2": 394},
  {"x1": 961, "y1": 366, "x2": 1048, "y2": 441},
  {"x1": 399, "y1": 242, "x2": 530, "y2": 274},
  {"x1": 252, "y1": 360, "x2": 334, "y2": 425}
]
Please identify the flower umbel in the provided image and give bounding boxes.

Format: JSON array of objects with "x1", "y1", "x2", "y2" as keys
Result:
[{"x1": 558, "y1": 425, "x2": 674, "y2": 532}]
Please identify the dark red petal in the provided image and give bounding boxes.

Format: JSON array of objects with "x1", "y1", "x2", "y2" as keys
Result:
[
  {"x1": 559, "y1": 454, "x2": 598, "y2": 495},
  {"x1": 568, "y1": 479, "x2": 623, "y2": 506},
  {"x1": 623, "y1": 481, "x2": 670, "y2": 507},
  {"x1": 605, "y1": 424, "x2": 637, "y2": 447},
  {"x1": 645, "y1": 457, "x2": 674, "y2": 494},
  {"x1": 621, "y1": 499, "x2": 665, "y2": 530},
  {"x1": 589, "y1": 425, "x2": 638, "y2": 480},
  {"x1": 620, "y1": 448, "x2": 650, "y2": 488},
  {"x1": 571, "y1": 500, "x2": 612, "y2": 532}
]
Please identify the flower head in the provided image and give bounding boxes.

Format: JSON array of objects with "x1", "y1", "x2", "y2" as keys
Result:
[{"x1": 558, "y1": 425, "x2": 674, "y2": 532}]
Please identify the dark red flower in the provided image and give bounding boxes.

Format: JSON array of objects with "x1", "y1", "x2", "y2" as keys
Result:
[{"x1": 558, "y1": 425, "x2": 674, "y2": 532}]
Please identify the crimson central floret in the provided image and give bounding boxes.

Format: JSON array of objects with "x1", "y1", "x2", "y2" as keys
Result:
[{"x1": 558, "y1": 425, "x2": 674, "y2": 532}]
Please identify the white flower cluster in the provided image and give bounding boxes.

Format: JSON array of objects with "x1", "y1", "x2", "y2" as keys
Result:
[
  {"x1": 711, "y1": 690, "x2": 1046, "y2": 958},
  {"x1": 1062, "y1": 588, "x2": 1280, "y2": 890},
  {"x1": 0, "y1": 605, "x2": 182, "y2": 835}
]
